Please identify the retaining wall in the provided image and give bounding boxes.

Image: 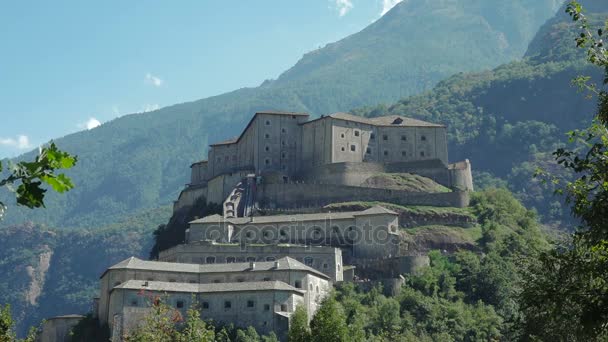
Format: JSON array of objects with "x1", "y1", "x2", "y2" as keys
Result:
[{"x1": 258, "y1": 182, "x2": 470, "y2": 209}]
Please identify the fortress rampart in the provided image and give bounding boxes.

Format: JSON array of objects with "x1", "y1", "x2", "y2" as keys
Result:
[{"x1": 258, "y1": 182, "x2": 470, "y2": 209}]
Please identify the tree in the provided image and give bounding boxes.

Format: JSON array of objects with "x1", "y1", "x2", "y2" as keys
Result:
[
  {"x1": 0, "y1": 142, "x2": 77, "y2": 220},
  {"x1": 309, "y1": 296, "x2": 348, "y2": 342},
  {"x1": 1, "y1": 304, "x2": 15, "y2": 342},
  {"x1": 522, "y1": 1, "x2": 608, "y2": 340},
  {"x1": 175, "y1": 306, "x2": 215, "y2": 342},
  {"x1": 288, "y1": 305, "x2": 310, "y2": 342}
]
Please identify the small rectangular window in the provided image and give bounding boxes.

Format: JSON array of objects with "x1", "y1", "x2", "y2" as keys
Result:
[
  {"x1": 401, "y1": 135, "x2": 407, "y2": 141},
  {"x1": 247, "y1": 300, "x2": 255, "y2": 308},
  {"x1": 350, "y1": 145, "x2": 356, "y2": 152},
  {"x1": 420, "y1": 151, "x2": 425, "y2": 157},
  {"x1": 370, "y1": 133, "x2": 375, "y2": 140},
  {"x1": 384, "y1": 150, "x2": 389, "y2": 156},
  {"x1": 281, "y1": 304, "x2": 288, "y2": 312},
  {"x1": 202, "y1": 302, "x2": 210, "y2": 309},
  {"x1": 366, "y1": 147, "x2": 371, "y2": 154},
  {"x1": 383, "y1": 135, "x2": 388, "y2": 141},
  {"x1": 354, "y1": 130, "x2": 360, "y2": 137},
  {"x1": 176, "y1": 300, "x2": 184, "y2": 309},
  {"x1": 264, "y1": 304, "x2": 270, "y2": 311},
  {"x1": 225, "y1": 301, "x2": 232, "y2": 309},
  {"x1": 295, "y1": 280, "x2": 302, "y2": 289}
]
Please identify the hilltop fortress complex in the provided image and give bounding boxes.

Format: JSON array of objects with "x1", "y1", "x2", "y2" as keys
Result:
[
  {"x1": 177, "y1": 111, "x2": 473, "y2": 212},
  {"x1": 41, "y1": 112, "x2": 474, "y2": 341}
]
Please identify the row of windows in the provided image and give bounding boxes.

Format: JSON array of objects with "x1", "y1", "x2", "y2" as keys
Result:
[
  {"x1": 264, "y1": 116, "x2": 298, "y2": 126},
  {"x1": 129, "y1": 297, "x2": 288, "y2": 313},
  {"x1": 342, "y1": 144, "x2": 429, "y2": 158},
  {"x1": 339, "y1": 131, "x2": 428, "y2": 142}
]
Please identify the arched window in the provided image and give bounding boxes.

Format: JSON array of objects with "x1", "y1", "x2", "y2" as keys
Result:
[
  {"x1": 226, "y1": 257, "x2": 236, "y2": 263},
  {"x1": 206, "y1": 256, "x2": 216, "y2": 264}
]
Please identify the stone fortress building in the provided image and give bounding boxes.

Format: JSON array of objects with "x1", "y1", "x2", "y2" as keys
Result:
[
  {"x1": 98, "y1": 257, "x2": 331, "y2": 340},
  {"x1": 38, "y1": 111, "x2": 474, "y2": 342},
  {"x1": 180, "y1": 111, "x2": 473, "y2": 209}
]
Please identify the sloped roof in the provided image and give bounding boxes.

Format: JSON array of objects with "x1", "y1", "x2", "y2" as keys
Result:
[
  {"x1": 113, "y1": 280, "x2": 304, "y2": 295},
  {"x1": 305, "y1": 112, "x2": 444, "y2": 128},
  {"x1": 209, "y1": 137, "x2": 239, "y2": 147},
  {"x1": 208, "y1": 111, "x2": 310, "y2": 147},
  {"x1": 190, "y1": 206, "x2": 397, "y2": 225},
  {"x1": 356, "y1": 206, "x2": 399, "y2": 216},
  {"x1": 103, "y1": 256, "x2": 329, "y2": 280}
]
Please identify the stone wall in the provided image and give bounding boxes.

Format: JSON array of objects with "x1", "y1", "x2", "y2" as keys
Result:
[
  {"x1": 258, "y1": 182, "x2": 470, "y2": 209},
  {"x1": 38, "y1": 315, "x2": 84, "y2": 342},
  {"x1": 158, "y1": 242, "x2": 344, "y2": 282},
  {"x1": 299, "y1": 160, "x2": 458, "y2": 190},
  {"x1": 448, "y1": 159, "x2": 474, "y2": 191},
  {"x1": 111, "y1": 289, "x2": 303, "y2": 341},
  {"x1": 173, "y1": 184, "x2": 207, "y2": 212},
  {"x1": 350, "y1": 255, "x2": 430, "y2": 279}
]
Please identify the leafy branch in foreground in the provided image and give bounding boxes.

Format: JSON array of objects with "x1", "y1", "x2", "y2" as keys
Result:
[
  {"x1": 523, "y1": 2, "x2": 608, "y2": 341},
  {"x1": 0, "y1": 142, "x2": 77, "y2": 219}
]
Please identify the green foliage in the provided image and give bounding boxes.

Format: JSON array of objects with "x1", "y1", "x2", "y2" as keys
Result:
[
  {"x1": 0, "y1": 304, "x2": 15, "y2": 342},
  {"x1": 288, "y1": 305, "x2": 310, "y2": 342},
  {"x1": 69, "y1": 313, "x2": 110, "y2": 342},
  {"x1": 520, "y1": 2, "x2": 608, "y2": 340},
  {"x1": 149, "y1": 197, "x2": 222, "y2": 259},
  {"x1": 124, "y1": 298, "x2": 215, "y2": 342},
  {"x1": 0, "y1": 142, "x2": 76, "y2": 218},
  {"x1": 309, "y1": 296, "x2": 349, "y2": 342}
]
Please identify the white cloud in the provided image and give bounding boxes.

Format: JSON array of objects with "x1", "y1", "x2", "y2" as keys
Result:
[
  {"x1": 86, "y1": 117, "x2": 101, "y2": 130},
  {"x1": 140, "y1": 104, "x2": 160, "y2": 113},
  {"x1": 77, "y1": 117, "x2": 101, "y2": 130},
  {"x1": 144, "y1": 73, "x2": 163, "y2": 87},
  {"x1": 332, "y1": 0, "x2": 353, "y2": 17},
  {"x1": 0, "y1": 135, "x2": 31, "y2": 150},
  {"x1": 380, "y1": 0, "x2": 403, "y2": 16}
]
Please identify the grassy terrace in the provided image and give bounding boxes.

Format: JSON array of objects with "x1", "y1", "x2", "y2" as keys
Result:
[
  {"x1": 406, "y1": 225, "x2": 482, "y2": 243},
  {"x1": 361, "y1": 173, "x2": 452, "y2": 193},
  {"x1": 324, "y1": 201, "x2": 475, "y2": 219}
]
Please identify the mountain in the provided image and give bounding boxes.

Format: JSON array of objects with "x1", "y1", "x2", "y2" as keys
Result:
[
  {"x1": 0, "y1": 0, "x2": 583, "y2": 335},
  {"x1": 352, "y1": 0, "x2": 608, "y2": 224},
  {"x1": 0, "y1": 0, "x2": 563, "y2": 229}
]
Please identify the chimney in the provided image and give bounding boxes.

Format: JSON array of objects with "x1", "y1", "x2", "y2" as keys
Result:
[
  {"x1": 250, "y1": 261, "x2": 255, "y2": 269},
  {"x1": 274, "y1": 261, "x2": 279, "y2": 269}
]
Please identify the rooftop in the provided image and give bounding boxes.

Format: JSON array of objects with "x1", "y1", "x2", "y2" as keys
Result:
[
  {"x1": 112, "y1": 280, "x2": 304, "y2": 295},
  {"x1": 103, "y1": 256, "x2": 329, "y2": 280},
  {"x1": 306, "y1": 112, "x2": 445, "y2": 128},
  {"x1": 190, "y1": 205, "x2": 398, "y2": 225}
]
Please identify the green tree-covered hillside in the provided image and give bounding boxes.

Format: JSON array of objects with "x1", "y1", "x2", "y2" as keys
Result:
[{"x1": 352, "y1": 0, "x2": 608, "y2": 223}]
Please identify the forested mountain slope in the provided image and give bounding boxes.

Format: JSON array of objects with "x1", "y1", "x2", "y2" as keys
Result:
[
  {"x1": 0, "y1": 0, "x2": 562, "y2": 229},
  {"x1": 352, "y1": 0, "x2": 608, "y2": 223}
]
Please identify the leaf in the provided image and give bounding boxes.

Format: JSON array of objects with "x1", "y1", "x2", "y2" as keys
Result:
[
  {"x1": 40, "y1": 174, "x2": 74, "y2": 193},
  {"x1": 16, "y1": 181, "x2": 46, "y2": 208}
]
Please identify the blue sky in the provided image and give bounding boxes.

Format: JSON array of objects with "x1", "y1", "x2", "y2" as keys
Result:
[{"x1": 0, "y1": 1, "x2": 402, "y2": 158}]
